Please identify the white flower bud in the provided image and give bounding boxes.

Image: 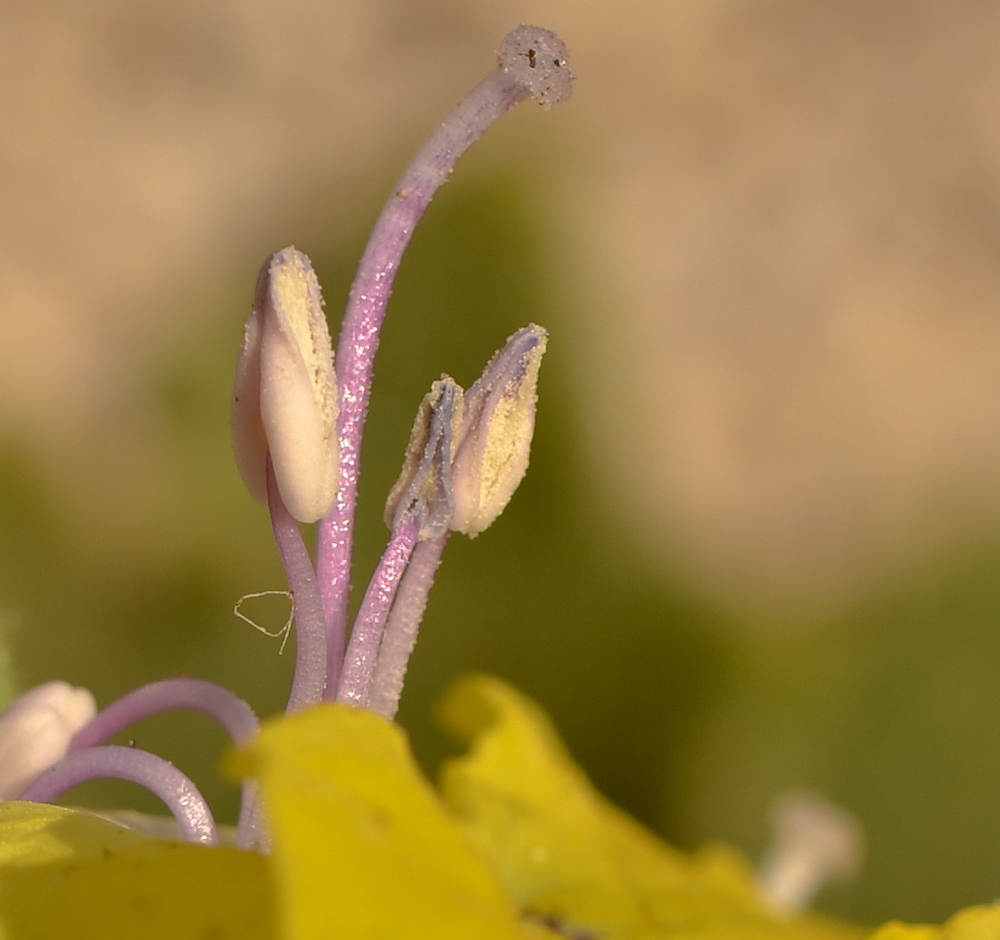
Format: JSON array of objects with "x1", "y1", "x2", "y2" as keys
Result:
[
  {"x1": 231, "y1": 248, "x2": 339, "y2": 524},
  {"x1": 384, "y1": 377, "x2": 464, "y2": 539},
  {"x1": 450, "y1": 325, "x2": 547, "y2": 537},
  {"x1": 0, "y1": 681, "x2": 96, "y2": 800}
]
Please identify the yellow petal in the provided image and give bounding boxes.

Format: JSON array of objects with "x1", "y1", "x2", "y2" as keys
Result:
[
  {"x1": 941, "y1": 904, "x2": 1000, "y2": 939},
  {"x1": 867, "y1": 923, "x2": 940, "y2": 940},
  {"x1": 233, "y1": 702, "x2": 547, "y2": 940},
  {"x1": 0, "y1": 801, "x2": 273, "y2": 939},
  {"x1": 438, "y1": 674, "x2": 863, "y2": 940}
]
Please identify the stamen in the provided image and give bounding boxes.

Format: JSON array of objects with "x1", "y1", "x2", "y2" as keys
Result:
[
  {"x1": 449, "y1": 324, "x2": 547, "y2": 537},
  {"x1": 365, "y1": 326, "x2": 547, "y2": 716},
  {"x1": 336, "y1": 514, "x2": 421, "y2": 707},
  {"x1": 367, "y1": 534, "x2": 450, "y2": 720},
  {"x1": 316, "y1": 25, "x2": 573, "y2": 697},
  {"x1": 384, "y1": 376, "x2": 463, "y2": 539},
  {"x1": 69, "y1": 678, "x2": 259, "y2": 751},
  {"x1": 266, "y1": 457, "x2": 328, "y2": 711},
  {"x1": 66, "y1": 677, "x2": 262, "y2": 848},
  {"x1": 232, "y1": 248, "x2": 339, "y2": 524},
  {"x1": 18, "y1": 745, "x2": 218, "y2": 846}
]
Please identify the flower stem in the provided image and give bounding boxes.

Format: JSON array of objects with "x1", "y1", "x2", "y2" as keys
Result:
[
  {"x1": 368, "y1": 533, "x2": 449, "y2": 719},
  {"x1": 267, "y1": 457, "x2": 328, "y2": 711},
  {"x1": 317, "y1": 26, "x2": 571, "y2": 695},
  {"x1": 19, "y1": 745, "x2": 218, "y2": 845},
  {"x1": 336, "y1": 514, "x2": 421, "y2": 707}
]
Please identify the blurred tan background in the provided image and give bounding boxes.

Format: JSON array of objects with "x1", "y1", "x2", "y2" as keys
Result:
[{"x1": 3, "y1": 0, "x2": 1000, "y2": 926}]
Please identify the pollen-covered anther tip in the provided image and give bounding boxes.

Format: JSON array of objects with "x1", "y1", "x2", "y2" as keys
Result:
[
  {"x1": 757, "y1": 791, "x2": 865, "y2": 914},
  {"x1": 384, "y1": 377, "x2": 464, "y2": 539},
  {"x1": 498, "y1": 25, "x2": 573, "y2": 109},
  {"x1": 231, "y1": 247, "x2": 340, "y2": 524},
  {"x1": 450, "y1": 324, "x2": 547, "y2": 537}
]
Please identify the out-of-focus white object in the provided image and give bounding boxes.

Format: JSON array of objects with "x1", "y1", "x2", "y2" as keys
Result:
[
  {"x1": 757, "y1": 790, "x2": 865, "y2": 913},
  {"x1": 0, "y1": 681, "x2": 97, "y2": 800}
]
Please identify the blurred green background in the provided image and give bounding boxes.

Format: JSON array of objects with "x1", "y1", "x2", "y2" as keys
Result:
[{"x1": 3, "y1": 2, "x2": 1000, "y2": 930}]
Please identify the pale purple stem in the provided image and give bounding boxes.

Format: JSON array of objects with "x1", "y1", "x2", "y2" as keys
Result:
[
  {"x1": 267, "y1": 458, "x2": 327, "y2": 711},
  {"x1": 368, "y1": 533, "x2": 450, "y2": 719},
  {"x1": 336, "y1": 514, "x2": 421, "y2": 707},
  {"x1": 69, "y1": 678, "x2": 258, "y2": 751},
  {"x1": 316, "y1": 67, "x2": 536, "y2": 694},
  {"x1": 19, "y1": 745, "x2": 218, "y2": 845},
  {"x1": 67, "y1": 677, "x2": 261, "y2": 849}
]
